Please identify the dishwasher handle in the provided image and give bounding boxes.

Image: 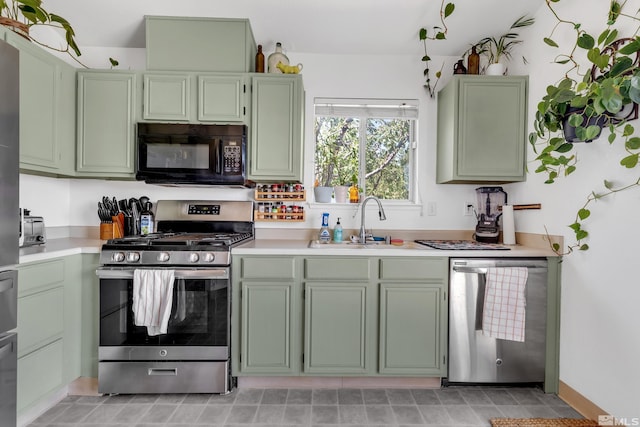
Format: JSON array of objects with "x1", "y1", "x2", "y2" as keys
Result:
[{"x1": 452, "y1": 266, "x2": 547, "y2": 274}]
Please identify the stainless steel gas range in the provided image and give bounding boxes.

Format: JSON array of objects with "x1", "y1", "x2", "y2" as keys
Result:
[{"x1": 96, "y1": 200, "x2": 254, "y2": 395}]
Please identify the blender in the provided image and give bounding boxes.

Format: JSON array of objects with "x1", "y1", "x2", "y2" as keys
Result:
[{"x1": 474, "y1": 187, "x2": 507, "y2": 243}]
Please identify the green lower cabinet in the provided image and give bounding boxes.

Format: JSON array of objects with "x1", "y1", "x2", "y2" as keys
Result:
[
  {"x1": 17, "y1": 254, "x2": 92, "y2": 415},
  {"x1": 379, "y1": 283, "x2": 446, "y2": 375},
  {"x1": 240, "y1": 282, "x2": 296, "y2": 374},
  {"x1": 303, "y1": 282, "x2": 371, "y2": 374}
]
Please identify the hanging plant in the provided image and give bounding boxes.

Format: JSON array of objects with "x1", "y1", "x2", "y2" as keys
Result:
[
  {"x1": 530, "y1": 0, "x2": 640, "y2": 254},
  {"x1": 419, "y1": 0, "x2": 455, "y2": 98}
]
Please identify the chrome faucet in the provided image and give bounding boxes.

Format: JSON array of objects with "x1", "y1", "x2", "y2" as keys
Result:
[{"x1": 359, "y1": 196, "x2": 387, "y2": 244}]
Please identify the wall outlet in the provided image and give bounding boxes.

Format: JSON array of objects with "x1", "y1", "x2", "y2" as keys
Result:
[
  {"x1": 464, "y1": 202, "x2": 475, "y2": 216},
  {"x1": 427, "y1": 201, "x2": 437, "y2": 216}
]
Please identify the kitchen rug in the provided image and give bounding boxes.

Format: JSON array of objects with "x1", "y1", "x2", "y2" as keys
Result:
[{"x1": 490, "y1": 418, "x2": 599, "y2": 427}]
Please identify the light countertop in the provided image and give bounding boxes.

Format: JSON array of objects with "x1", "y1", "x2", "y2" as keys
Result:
[
  {"x1": 232, "y1": 239, "x2": 558, "y2": 258},
  {"x1": 19, "y1": 238, "x2": 103, "y2": 264},
  {"x1": 18, "y1": 235, "x2": 558, "y2": 265}
]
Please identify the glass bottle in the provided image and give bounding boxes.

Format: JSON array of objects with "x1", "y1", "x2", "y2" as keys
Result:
[
  {"x1": 468, "y1": 46, "x2": 480, "y2": 75},
  {"x1": 349, "y1": 183, "x2": 360, "y2": 203},
  {"x1": 255, "y1": 44, "x2": 265, "y2": 73},
  {"x1": 268, "y1": 42, "x2": 289, "y2": 73},
  {"x1": 453, "y1": 59, "x2": 467, "y2": 74}
]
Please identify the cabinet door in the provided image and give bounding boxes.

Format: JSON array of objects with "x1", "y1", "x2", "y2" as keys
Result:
[
  {"x1": 304, "y1": 282, "x2": 370, "y2": 374},
  {"x1": 77, "y1": 72, "x2": 136, "y2": 176},
  {"x1": 249, "y1": 75, "x2": 304, "y2": 182},
  {"x1": 437, "y1": 76, "x2": 527, "y2": 183},
  {"x1": 379, "y1": 283, "x2": 446, "y2": 375},
  {"x1": 9, "y1": 35, "x2": 58, "y2": 170},
  {"x1": 240, "y1": 282, "x2": 296, "y2": 374},
  {"x1": 143, "y1": 73, "x2": 191, "y2": 121},
  {"x1": 198, "y1": 75, "x2": 245, "y2": 122}
]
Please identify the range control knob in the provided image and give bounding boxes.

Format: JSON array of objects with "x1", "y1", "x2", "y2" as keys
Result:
[
  {"x1": 112, "y1": 252, "x2": 125, "y2": 262},
  {"x1": 126, "y1": 252, "x2": 141, "y2": 263},
  {"x1": 202, "y1": 252, "x2": 216, "y2": 263},
  {"x1": 189, "y1": 253, "x2": 200, "y2": 263},
  {"x1": 157, "y1": 252, "x2": 170, "y2": 262}
]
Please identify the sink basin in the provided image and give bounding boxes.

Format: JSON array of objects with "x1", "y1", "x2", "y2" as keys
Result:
[{"x1": 308, "y1": 240, "x2": 412, "y2": 249}]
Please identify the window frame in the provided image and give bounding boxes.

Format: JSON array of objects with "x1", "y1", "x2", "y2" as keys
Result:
[{"x1": 313, "y1": 98, "x2": 419, "y2": 204}]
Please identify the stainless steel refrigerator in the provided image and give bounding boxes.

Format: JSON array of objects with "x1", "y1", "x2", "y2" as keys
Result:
[{"x1": 0, "y1": 38, "x2": 20, "y2": 427}]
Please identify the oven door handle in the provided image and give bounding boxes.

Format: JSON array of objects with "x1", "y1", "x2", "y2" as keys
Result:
[{"x1": 96, "y1": 268, "x2": 229, "y2": 280}]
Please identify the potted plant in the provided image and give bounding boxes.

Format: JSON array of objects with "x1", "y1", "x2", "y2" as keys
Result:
[
  {"x1": 0, "y1": 0, "x2": 83, "y2": 65},
  {"x1": 530, "y1": 0, "x2": 640, "y2": 254},
  {"x1": 475, "y1": 15, "x2": 535, "y2": 75}
]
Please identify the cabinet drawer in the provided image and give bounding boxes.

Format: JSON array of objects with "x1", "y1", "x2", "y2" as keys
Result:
[
  {"x1": 18, "y1": 259, "x2": 64, "y2": 295},
  {"x1": 305, "y1": 258, "x2": 370, "y2": 280},
  {"x1": 17, "y1": 287, "x2": 64, "y2": 356},
  {"x1": 17, "y1": 338, "x2": 64, "y2": 412},
  {"x1": 379, "y1": 257, "x2": 448, "y2": 280},
  {"x1": 240, "y1": 257, "x2": 295, "y2": 279}
]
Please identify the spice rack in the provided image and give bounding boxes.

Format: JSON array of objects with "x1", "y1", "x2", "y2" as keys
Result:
[{"x1": 254, "y1": 185, "x2": 306, "y2": 222}]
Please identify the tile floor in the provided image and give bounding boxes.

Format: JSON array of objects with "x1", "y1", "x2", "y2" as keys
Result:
[{"x1": 28, "y1": 386, "x2": 584, "y2": 427}]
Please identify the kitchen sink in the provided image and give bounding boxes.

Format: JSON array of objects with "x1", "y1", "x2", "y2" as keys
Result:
[{"x1": 307, "y1": 240, "x2": 417, "y2": 249}]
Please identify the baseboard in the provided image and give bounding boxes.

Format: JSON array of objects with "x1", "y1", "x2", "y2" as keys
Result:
[
  {"x1": 68, "y1": 377, "x2": 99, "y2": 396},
  {"x1": 558, "y1": 380, "x2": 607, "y2": 421},
  {"x1": 237, "y1": 376, "x2": 441, "y2": 389}
]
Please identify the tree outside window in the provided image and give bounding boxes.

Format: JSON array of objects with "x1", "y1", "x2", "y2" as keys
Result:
[{"x1": 314, "y1": 99, "x2": 417, "y2": 201}]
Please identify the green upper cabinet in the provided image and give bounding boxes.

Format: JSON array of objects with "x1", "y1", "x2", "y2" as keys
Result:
[
  {"x1": 76, "y1": 71, "x2": 137, "y2": 178},
  {"x1": 142, "y1": 73, "x2": 247, "y2": 123},
  {"x1": 437, "y1": 75, "x2": 528, "y2": 184},
  {"x1": 198, "y1": 74, "x2": 246, "y2": 122},
  {"x1": 143, "y1": 74, "x2": 191, "y2": 121},
  {"x1": 4, "y1": 30, "x2": 76, "y2": 176},
  {"x1": 146, "y1": 16, "x2": 256, "y2": 72},
  {"x1": 249, "y1": 74, "x2": 304, "y2": 182}
]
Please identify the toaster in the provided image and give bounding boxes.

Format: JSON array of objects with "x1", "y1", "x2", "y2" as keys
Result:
[{"x1": 20, "y1": 209, "x2": 46, "y2": 247}]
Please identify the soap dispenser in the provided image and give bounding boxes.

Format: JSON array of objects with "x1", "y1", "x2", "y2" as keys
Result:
[
  {"x1": 333, "y1": 217, "x2": 343, "y2": 243},
  {"x1": 319, "y1": 212, "x2": 331, "y2": 243}
]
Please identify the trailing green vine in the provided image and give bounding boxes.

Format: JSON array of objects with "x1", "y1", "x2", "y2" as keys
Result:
[
  {"x1": 419, "y1": 0, "x2": 455, "y2": 97},
  {"x1": 531, "y1": 0, "x2": 640, "y2": 255}
]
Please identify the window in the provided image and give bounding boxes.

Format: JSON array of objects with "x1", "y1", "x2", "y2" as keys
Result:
[{"x1": 314, "y1": 98, "x2": 418, "y2": 201}]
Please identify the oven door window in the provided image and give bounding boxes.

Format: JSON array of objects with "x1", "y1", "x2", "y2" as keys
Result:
[{"x1": 100, "y1": 277, "x2": 228, "y2": 346}]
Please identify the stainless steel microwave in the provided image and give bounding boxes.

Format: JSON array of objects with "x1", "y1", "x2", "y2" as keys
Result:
[{"x1": 136, "y1": 123, "x2": 247, "y2": 186}]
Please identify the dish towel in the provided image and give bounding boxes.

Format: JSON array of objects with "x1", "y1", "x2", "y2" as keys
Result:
[
  {"x1": 132, "y1": 269, "x2": 175, "y2": 336},
  {"x1": 482, "y1": 267, "x2": 528, "y2": 342}
]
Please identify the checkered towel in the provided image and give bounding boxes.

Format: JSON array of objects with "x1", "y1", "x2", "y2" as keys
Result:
[{"x1": 482, "y1": 267, "x2": 528, "y2": 342}]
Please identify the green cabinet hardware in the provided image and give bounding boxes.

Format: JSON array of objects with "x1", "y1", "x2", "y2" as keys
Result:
[
  {"x1": 249, "y1": 75, "x2": 304, "y2": 182},
  {"x1": 76, "y1": 71, "x2": 137, "y2": 177},
  {"x1": 145, "y1": 16, "x2": 256, "y2": 72},
  {"x1": 437, "y1": 75, "x2": 528, "y2": 183}
]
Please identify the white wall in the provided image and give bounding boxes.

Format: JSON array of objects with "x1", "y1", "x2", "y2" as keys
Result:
[{"x1": 508, "y1": 0, "x2": 640, "y2": 417}]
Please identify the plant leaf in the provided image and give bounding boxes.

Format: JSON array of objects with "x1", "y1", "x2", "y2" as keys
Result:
[
  {"x1": 604, "y1": 180, "x2": 614, "y2": 189},
  {"x1": 544, "y1": 38, "x2": 559, "y2": 48},
  {"x1": 578, "y1": 208, "x2": 590, "y2": 220},
  {"x1": 419, "y1": 28, "x2": 427, "y2": 40},
  {"x1": 626, "y1": 137, "x2": 640, "y2": 150},
  {"x1": 577, "y1": 34, "x2": 595, "y2": 49},
  {"x1": 620, "y1": 154, "x2": 639, "y2": 168},
  {"x1": 619, "y1": 38, "x2": 640, "y2": 55},
  {"x1": 575, "y1": 230, "x2": 589, "y2": 240},
  {"x1": 444, "y1": 3, "x2": 455, "y2": 18},
  {"x1": 435, "y1": 32, "x2": 446, "y2": 40},
  {"x1": 579, "y1": 244, "x2": 589, "y2": 250},
  {"x1": 555, "y1": 143, "x2": 574, "y2": 153}
]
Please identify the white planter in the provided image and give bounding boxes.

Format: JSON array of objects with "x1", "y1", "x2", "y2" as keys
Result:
[
  {"x1": 486, "y1": 63, "x2": 506, "y2": 76},
  {"x1": 314, "y1": 186, "x2": 333, "y2": 203},
  {"x1": 333, "y1": 186, "x2": 349, "y2": 203}
]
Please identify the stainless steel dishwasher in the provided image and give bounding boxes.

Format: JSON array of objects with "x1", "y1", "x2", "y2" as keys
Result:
[{"x1": 447, "y1": 258, "x2": 548, "y2": 384}]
